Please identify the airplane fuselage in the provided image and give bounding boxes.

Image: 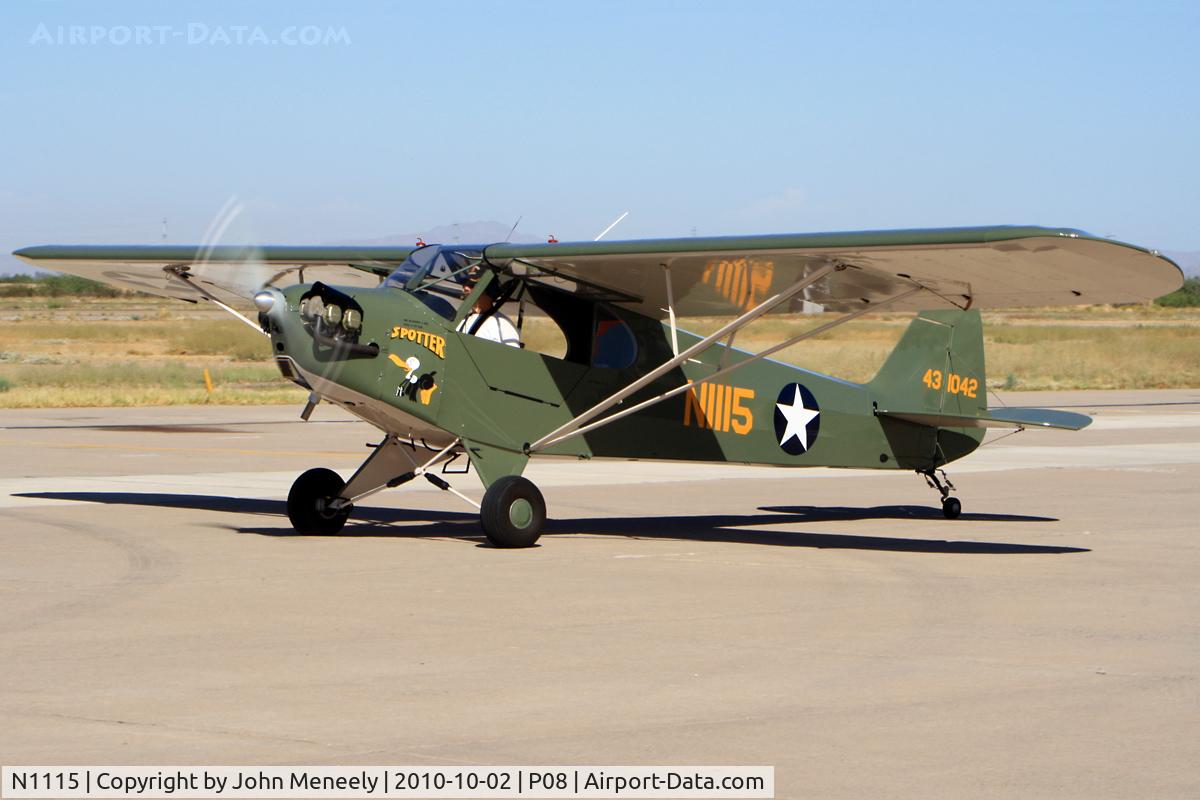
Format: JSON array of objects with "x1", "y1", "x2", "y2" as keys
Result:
[{"x1": 268, "y1": 281, "x2": 983, "y2": 476}]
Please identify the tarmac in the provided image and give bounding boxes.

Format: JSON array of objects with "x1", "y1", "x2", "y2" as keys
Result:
[{"x1": 1, "y1": 389, "x2": 1197, "y2": 799}]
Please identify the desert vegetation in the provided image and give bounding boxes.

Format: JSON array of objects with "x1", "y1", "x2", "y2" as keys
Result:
[{"x1": 0, "y1": 278, "x2": 1197, "y2": 407}]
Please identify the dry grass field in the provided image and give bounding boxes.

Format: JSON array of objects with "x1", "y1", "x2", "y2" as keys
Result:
[{"x1": 1, "y1": 295, "x2": 1198, "y2": 407}]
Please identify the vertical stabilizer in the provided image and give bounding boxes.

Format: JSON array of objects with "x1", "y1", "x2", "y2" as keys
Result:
[
  {"x1": 869, "y1": 309, "x2": 987, "y2": 468},
  {"x1": 869, "y1": 309, "x2": 986, "y2": 416}
]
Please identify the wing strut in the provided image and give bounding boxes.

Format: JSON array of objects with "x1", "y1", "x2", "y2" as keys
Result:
[
  {"x1": 527, "y1": 284, "x2": 925, "y2": 454},
  {"x1": 163, "y1": 267, "x2": 268, "y2": 337},
  {"x1": 662, "y1": 264, "x2": 680, "y2": 357},
  {"x1": 527, "y1": 263, "x2": 846, "y2": 453}
]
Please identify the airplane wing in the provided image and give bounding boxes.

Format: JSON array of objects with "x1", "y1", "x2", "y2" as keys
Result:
[
  {"x1": 482, "y1": 225, "x2": 1183, "y2": 315},
  {"x1": 14, "y1": 226, "x2": 1182, "y2": 316},
  {"x1": 11, "y1": 244, "x2": 414, "y2": 308}
]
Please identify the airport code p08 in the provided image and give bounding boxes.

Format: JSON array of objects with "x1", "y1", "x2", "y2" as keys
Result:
[{"x1": 2, "y1": 766, "x2": 775, "y2": 798}]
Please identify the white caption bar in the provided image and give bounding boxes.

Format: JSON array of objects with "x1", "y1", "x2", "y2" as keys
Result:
[{"x1": 2, "y1": 767, "x2": 773, "y2": 799}]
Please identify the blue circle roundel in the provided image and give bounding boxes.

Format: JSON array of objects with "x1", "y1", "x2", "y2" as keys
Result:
[{"x1": 773, "y1": 383, "x2": 821, "y2": 455}]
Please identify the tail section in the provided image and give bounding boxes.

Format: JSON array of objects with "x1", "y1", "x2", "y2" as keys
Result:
[
  {"x1": 870, "y1": 308, "x2": 986, "y2": 418},
  {"x1": 869, "y1": 309, "x2": 1092, "y2": 469},
  {"x1": 869, "y1": 309, "x2": 987, "y2": 469}
]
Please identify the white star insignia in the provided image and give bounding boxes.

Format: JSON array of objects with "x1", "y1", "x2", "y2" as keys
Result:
[{"x1": 776, "y1": 385, "x2": 820, "y2": 451}]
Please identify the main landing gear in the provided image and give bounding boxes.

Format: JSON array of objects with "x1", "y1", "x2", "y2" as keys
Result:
[
  {"x1": 480, "y1": 475, "x2": 546, "y2": 548},
  {"x1": 287, "y1": 467, "x2": 352, "y2": 535},
  {"x1": 284, "y1": 435, "x2": 546, "y2": 546},
  {"x1": 921, "y1": 468, "x2": 962, "y2": 520}
]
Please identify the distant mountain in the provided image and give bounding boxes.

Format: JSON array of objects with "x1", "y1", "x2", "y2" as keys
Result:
[
  {"x1": 1164, "y1": 251, "x2": 1200, "y2": 278},
  {"x1": 329, "y1": 221, "x2": 539, "y2": 247}
]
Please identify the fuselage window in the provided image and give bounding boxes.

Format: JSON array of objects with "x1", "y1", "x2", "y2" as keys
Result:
[{"x1": 592, "y1": 307, "x2": 637, "y2": 369}]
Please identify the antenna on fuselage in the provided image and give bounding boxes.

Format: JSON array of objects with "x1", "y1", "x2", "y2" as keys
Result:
[
  {"x1": 594, "y1": 211, "x2": 629, "y2": 241},
  {"x1": 505, "y1": 216, "x2": 523, "y2": 242}
]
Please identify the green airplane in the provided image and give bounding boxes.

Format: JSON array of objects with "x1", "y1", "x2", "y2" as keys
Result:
[{"x1": 14, "y1": 226, "x2": 1182, "y2": 547}]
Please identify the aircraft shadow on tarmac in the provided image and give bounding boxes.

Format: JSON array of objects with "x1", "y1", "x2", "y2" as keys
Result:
[{"x1": 18, "y1": 491, "x2": 1086, "y2": 554}]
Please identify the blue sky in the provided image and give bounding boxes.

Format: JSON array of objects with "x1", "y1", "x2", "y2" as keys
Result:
[{"x1": 2, "y1": 0, "x2": 1197, "y2": 270}]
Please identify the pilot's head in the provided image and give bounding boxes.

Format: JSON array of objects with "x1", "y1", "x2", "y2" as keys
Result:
[
  {"x1": 473, "y1": 293, "x2": 495, "y2": 314},
  {"x1": 461, "y1": 267, "x2": 500, "y2": 313}
]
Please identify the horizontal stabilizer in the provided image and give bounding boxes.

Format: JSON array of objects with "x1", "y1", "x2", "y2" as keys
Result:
[{"x1": 878, "y1": 407, "x2": 1092, "y2": 431}]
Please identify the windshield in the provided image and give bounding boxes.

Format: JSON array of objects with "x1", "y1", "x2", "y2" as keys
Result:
[
  {"x1": 383, "y1": 245, "x2": 480, "y2": 291},
  {"x1": 383, "y1": 245, "x2": 483, "y2": 320}
]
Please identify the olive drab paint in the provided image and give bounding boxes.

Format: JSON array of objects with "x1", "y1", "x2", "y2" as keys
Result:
[{"x1": 270, "y1": 282, "x2": 988, "y2": 479}]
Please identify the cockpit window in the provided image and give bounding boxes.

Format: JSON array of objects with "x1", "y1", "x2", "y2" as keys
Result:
[
  {"x1": 382, "y1": 245, "x2": 482, "y2": 320},
  {"x1": 592, "y1": 306, "x2": 638, "y2": 369},
  {"x1": 384, "y1": 245, "x2": 439, "y2": 290},
  {"x1": 383, "y1": 246, "x2": 481, "y2": 292}
]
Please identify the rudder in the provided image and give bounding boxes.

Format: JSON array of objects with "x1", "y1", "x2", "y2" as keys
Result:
[
  {"x1": 869, "y1": 309, "x2": 987, "y2": 469},
  {"x1": 869, "y1": 308, "x2": 986, "y2": 417}
]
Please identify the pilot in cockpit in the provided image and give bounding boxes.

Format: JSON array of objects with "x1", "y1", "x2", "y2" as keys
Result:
[{"x1": 457, "y1": 269, "x2": 521, "y2": 348}]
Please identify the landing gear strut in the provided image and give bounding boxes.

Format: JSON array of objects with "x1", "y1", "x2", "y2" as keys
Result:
[
  {"x1": 922, "y1": 468, "x2": 961, "y2": 520},
  {"x1": 284, "y1": 435, "x2": 547, "y2": 546}
]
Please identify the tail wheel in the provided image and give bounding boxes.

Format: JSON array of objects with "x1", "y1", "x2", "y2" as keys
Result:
[
  {"x1": 942, "y1": 496, "x2": 962, "y2": 520},
  {"x1": 480, "y1": 476, "x2": 545, "y2": 548},
  {"x1": 287, "y1": 467, "x2": 352, "y2": 535}
]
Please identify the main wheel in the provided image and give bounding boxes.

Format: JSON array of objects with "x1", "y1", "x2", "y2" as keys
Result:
[
  {"x1": 942, "y1": 496, "x2": 962, "y2": 520},
  {"x1": 287, "y1": 467, "x2": 352, "y2": 535},
  {"x1": 480, "y1": 475, "x2": 545, "y2": 548}
]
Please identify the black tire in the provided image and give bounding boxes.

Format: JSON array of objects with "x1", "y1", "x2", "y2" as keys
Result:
[
  {"x1": 480, "y1": 475, "x2": 545, "y2": 548},
  {"x1": 287, "y1": 467, "x2": 351, "y2": 535},
  {"x1": 942, "y1": 496, "x2": 962, "y2": 520}
]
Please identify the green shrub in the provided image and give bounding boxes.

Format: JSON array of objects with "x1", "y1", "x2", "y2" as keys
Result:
[
  {"x1": 1156, "y1": 277, "x2": 1200, "y2": 307},
  {"x1": 0, "y1": 274, "x2": 123, "y2": 297}
]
